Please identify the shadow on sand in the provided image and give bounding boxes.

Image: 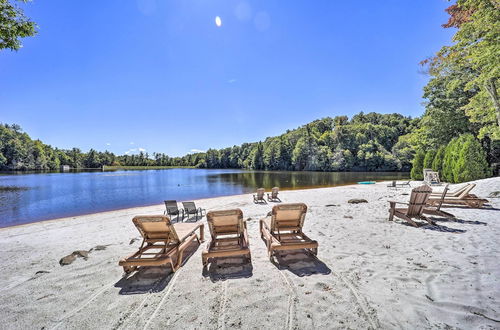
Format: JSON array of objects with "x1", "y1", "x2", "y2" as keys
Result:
[
  {"x1": 202, "y1": 256, "x2": 253, "y2": 282},
  {"x1": 114, "y1": 240, "x2": 201, "y2": 295},
  {"x1": 399, "y1": 220, "x2": 467, "y2": 233},
  {"x1": 271, "y1": 250, "x2": 331, "y2": 277}
]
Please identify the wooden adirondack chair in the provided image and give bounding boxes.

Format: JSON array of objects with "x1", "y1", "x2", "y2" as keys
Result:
[
  {"x1": 388, "y1": 185, "x2": 436, "y2": 227},
  {"x1": 267, "y1": 187, "x2": 281, "y2": 202},
  {"x1": 253, "y1": 188, "x2": 266, "y2": 204}
]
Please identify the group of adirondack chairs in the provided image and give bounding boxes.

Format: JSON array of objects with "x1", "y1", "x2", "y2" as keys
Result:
[
  {"x1": 253, "y1": 187, "x2": 281, "y2": 203},
  {"x1": 389, "y1": 183, "x2": 489, "y2": 227},
  {"x1": 119, "y1": 202, "x2": 316, "y2": 274}
]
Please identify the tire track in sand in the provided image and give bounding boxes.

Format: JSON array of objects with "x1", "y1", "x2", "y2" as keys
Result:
[
  {"x1": 113, "y1": 272, "x2": 174, "y2": 330},
  {"x1": 330, "y1": 268, "x2": 379, "y2": 329},
  {"x1": 142, "y1": 270, "x2": 181, "y2": 330},
  {"x1": 277, "y1": 270, "x2": 297, "y2": 330},
  {"x1": 51, "y1": 281, "x2": 116, "y2": 330}
]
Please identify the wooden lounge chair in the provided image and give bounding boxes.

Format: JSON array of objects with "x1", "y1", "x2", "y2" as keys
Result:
[
  {"x1": 260, "y1": 203, "x2": 318, "y2": 261},
  {"x1": 395, "y1": 180, "x2": 411, "y2": 187},
  {"x1": 423, "y1": 184, "x2": 455, "y2": 218},
  {"x1": 388, "y1": 185, "x2": 436, "y2": 227},
  {"x1": 202, "y1": 209, "x2": 250, "y2": 267},
  {"x1": 164, "y1": 200, "x2": 184, "y2": 221},
  {"x1": 253, "y1": 188, "x2": 266, "y2": 204},
  {"x1": 182, "y1": 201, "x2": 204, "y2": 220},
  {"x1": 430, "y1": 183, "x2": 471, "y2": 197},
  {"x1": 428, "y1": 183, "x2": 488, "y2": 208},
  {"x1": 119, "y1": 215, "x2": 204, "y2": 274},
  {"x1": 267, "y1": 187, "x2": 281, "y2": 202}
]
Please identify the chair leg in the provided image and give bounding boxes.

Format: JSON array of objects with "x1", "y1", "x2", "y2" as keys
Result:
[{"x1": 199, "y1": 225, "x2": 205, "y2": 242}]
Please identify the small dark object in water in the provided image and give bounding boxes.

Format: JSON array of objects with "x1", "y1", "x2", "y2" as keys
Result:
[
  {"x1": 348, "y1": 199, "x2": 368, "y2": 204},
  {"x1": 93, "y1": 245, "x2": 107, "y2": 251},
  {"x1": 325, "y1": 204, "x2": 339, "y2": 207}
]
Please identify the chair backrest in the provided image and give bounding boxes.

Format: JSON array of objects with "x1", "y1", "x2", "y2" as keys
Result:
[
  {"x1": 406, "y1": 185, "x2": 432, "y2": 217},
  {"x1": 182, "y1": 201, "x2": 197, "y2": 213},
  {"x1": 132, "y1": 215, "x2": 179, "y2": 242},
  {"x1": 270, "y1": 203, "x2": 307, "y2": 233},
  {"x1": 256, "y1": 188, "x2": 265, "y2": 199},
  {"x1": 390, "y1": 181, "x2": 396, "y2": 187},
  {"x1": 447, "y1": 184, "x2": 468, "y2": 197},
  {"x1": 457, "y1": 183, "x2": 476, "y2": 199},
  {"x1": 206, "y1": 209, "x2": 244, "y2": 239},
  {"x1": 271, "y1": 187, "x2": 279, "y2": 198},
  {"x1": 435, "y1": 184, "x2": 449, "y2": 211},
  {"x1": 164, "y1": 200, "x2": 179, "y2": 213}
]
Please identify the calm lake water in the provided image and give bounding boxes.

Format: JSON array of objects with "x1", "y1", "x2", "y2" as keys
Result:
[{"x1": 0, "y1": 169, "x2": 409, "y2": 227}]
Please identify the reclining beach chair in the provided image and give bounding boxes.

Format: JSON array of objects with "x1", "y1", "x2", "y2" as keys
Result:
[
  {"x1": 182, "y1": 201, "x2": 204, "y2": 220},
  {"x1": 164, "y1": 200, "x2": 184, "y2": 221},
  {"x1": 428, "y1": 183, "x2": 488, "y2": 208},
  {"x1": 430, "y1": 183, "x2": 471, "y2": 197},
  {"x1": 260, "y1": 203, "x2": 318, "y2": 261},
  {"x1": 202, "y1": 209, "x2": 250, "y2": 267},
  {"x1": 388, "y1": 185, "x2": 436, "y2": 227},
  {"x1": 119, "y1": 215, "x2": 204, "y2": 274},
  {"x1": 267, "y1": 187, "x2": 281, "y2": 202},
  {"x1": 423, "y1": 184, "x2": 455, "y2": 218},
  {"x1": 253, "y1": 188, "x2": 266, "y2": 204},
  {"x1": 395, "y1": 180, "x2": 411, "y2": 187},
  {"x1": 387, "y1": 181, "x2": 397, "y2": 188}
]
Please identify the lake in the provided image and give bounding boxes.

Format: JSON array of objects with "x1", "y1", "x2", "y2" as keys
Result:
[{"x1": 0, "y1": 169, "x2": 409, "y2": 227}]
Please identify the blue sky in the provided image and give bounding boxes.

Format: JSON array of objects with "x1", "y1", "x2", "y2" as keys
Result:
[{"x1": 0, "y1": 0, "x2": 455, "y2": 156}]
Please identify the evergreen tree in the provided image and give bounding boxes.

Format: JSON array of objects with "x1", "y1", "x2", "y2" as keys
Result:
[
  {"x1": 432, "y1": 146, "x2": 446, "y2": 173},
  {"x1": 453, "y1": 134, "x2": 491, "y2": 182},
  {"x1": 423, "y1": 149, "x2": 436, "y2": 169},
  {"x1": 410, "y1": 150, "x2": 425, "y2": 180}
]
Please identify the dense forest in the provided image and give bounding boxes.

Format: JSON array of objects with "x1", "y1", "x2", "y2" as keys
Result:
[
  {"x1": 1, "y1": 0, "x2": 498, "y2": 183},
  {"x1": 0, "y1": 112, "x2": 418, "y2": 172}
]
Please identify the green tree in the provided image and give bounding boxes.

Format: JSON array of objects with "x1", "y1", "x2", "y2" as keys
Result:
[
  {"x1": 428, "y1": 0, "x2": 500, "y2": 139},
  {"x1": 442, "y1": 138, "x2": 461, "y2": 182},
  {"x1": 432, "y1": 145, "x2": 446, "y2": 173},
  {"x1": 410, "y1": 150, "x2": 425, "y2": 180},
  {"x1": 0, "y1": 0, "x2": 37, "y2": 51},
  {"x1": 423, "y1": 149, "x2": 436, "y2": 169},
  {"x1": 453, "y1": 134, "x2": 491, "y2": 182}
]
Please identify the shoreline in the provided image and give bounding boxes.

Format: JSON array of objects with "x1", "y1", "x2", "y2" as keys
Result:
[{"x1": 0, "y1": 181, "x2": 387, "y2": 230}]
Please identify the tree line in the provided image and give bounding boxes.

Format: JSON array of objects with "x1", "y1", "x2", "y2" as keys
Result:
[{"x1": 0, "y1": 112, "x2": 418, "y2": 171}]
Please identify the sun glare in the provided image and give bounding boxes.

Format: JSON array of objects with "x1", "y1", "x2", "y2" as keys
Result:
[{"x1": 215, "y1": 16, "x2": 222, "y2": 27}]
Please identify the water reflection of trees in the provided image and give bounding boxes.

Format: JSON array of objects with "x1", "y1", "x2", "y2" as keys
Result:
[{"x1": 210, "y1": 171, "x2": 409, "y2": 190}]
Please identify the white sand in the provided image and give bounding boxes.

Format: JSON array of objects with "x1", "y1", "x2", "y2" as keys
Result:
[{"x1": 1, "y1": 178, "x2": 499, "y2": 329}]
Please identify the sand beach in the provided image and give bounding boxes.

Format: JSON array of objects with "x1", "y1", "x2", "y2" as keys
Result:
[{"x1": 1, "y1": 178, "x2": 499, "y2": 329}]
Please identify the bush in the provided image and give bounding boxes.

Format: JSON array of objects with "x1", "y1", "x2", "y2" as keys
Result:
[
  {"x1": 442, "y1": 137, "x2": 460, "y2": 182},
  {"x1": 452, "y1": 134, "x2": 490, "y2": 182},
  {"x1": 423, "y1": 149, "x2": 436, "y2": 169},
  {"x1": 432, "y1": 145, "x2": 446, "y2": 173},
  {"x1": 410, "y1": 150, "x2": 425, "y2": 180}
]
